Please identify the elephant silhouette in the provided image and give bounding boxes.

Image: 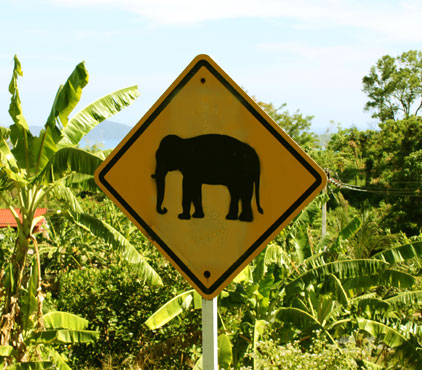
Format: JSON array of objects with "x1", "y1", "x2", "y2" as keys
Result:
[{"x1": 151, "y1": 134, "x2": 263, "y2": 222}]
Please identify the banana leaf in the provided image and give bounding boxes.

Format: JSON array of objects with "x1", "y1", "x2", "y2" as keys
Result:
[
  {"x1": 27, "y1": 329, "x2": 99, "y2": 344},
  {"x1": 331, "y1": 216, "x2": 362, "y2": 252},
  {"x1": 8, "y1": 55, "x2": 33, "y2": 171},
  {"x1": 276, "y1": 307, "x2": 335, "y2": 344},
  {"x1": 357, "y1": 298, "x2": 390, "y2": 317},
  {"x1": 32, "y1": 62, "x2": 89, "y2": 174},
  {"x1": 21, "y1": 259, "x2": 38, "y2": 331},
  {"x1": 36, "y1": 147, "x2": 103, "y2": 183},
  {"x1": 372, "y1": 241, "x2": 422, "y2": 264},
  {"x1": 232, "y1": 265, "x2": 250, "y2": 283},
  {"x1": 67, "y1": 211, "x2": 162, "y2": 286},
  {"x1": 45, "y1": 62, "x2": 88, "y2": 129},
  {"x1": 7, "y1": 362, "x2": 54, "y2": 370},
  {"x1": 59, "y1": 85, "x2": 140, "y2": 147},
  {"x1": 357, "y1": 317, "x2": 422, "y2": 369},
  {"x1": 326, "y1": 273, "x2": 349, "y2": 306},
  {"x1": 253, "y1": 319, "x2": 267, "y2": 369},
  {"x1": 46, "y1": 347, "x2": 71, "y2": 370},
  {"x1": 145, "y1": 289, "x2": 201, "y2": 329},
  {"x1": 43, "y1": 311, "x2": 89, "y2": 330},
  {"x1": 218, "y1": 334, "x2": 233, "y2": 370},
  {"x1": 49, "y1": 184, "x2": 83, "y2": 213},
  {"x1": 0, "y1": 345, "x2": 13, "y2": 356},
  {"x1": 357, "y1": 318, "x2": 405, "y2": 347},
  {"x1": 358, "y1": 359, "x2": 384, "y2": 369},
  {"x1": 0, "y1": 126, "x2": 10, "y2": 140},
  {"x1": 193, "y1": 334, "x2": 233, "y2": 370},
  {"x1": 343, "y1": 268, "x2": 415, "y2": 292},
  {"x1": 264, "y1": 242, "x2": 291, "y2": 268},
  {"x1": 385, "y1": 290, "x2": 422, "y2": 308},
  {"x1": 285, "y1": 259, "x2": 387, "y2": 296}
]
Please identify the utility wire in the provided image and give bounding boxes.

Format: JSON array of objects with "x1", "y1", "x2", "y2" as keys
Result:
[{"x1": 325, "y1": 171, "x2": 422, "y2": 197}]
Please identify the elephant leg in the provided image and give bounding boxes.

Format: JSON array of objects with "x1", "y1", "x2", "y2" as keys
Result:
[
  {"x1": 178, "y1": 177, "x2": 193, "y2": 220},
  {"x1": 192, "y1": 183, "x2": 204, "y2": 218},
  {"x1": 239, "y1": 181, "x2": 254, "y2": 222},
  {"x1": 226, "y1": 185, "x2": 240, "y2": 220}
]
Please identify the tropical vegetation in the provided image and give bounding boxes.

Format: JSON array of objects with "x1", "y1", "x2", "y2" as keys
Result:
[{"x1": 1, "y1": 50, "x2": 422, "y2": 369}]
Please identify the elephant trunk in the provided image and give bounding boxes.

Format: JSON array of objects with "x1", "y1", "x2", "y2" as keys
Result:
[{"x1": 152, "y1": 169, "x2": 168, "y2": 214}]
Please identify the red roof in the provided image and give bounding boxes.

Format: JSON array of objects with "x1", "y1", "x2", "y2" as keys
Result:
[{"x1": 0, "y1": 208, "x2": 47, "y2": 230}]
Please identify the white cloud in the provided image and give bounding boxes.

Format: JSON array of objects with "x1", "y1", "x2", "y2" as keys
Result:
[{"x1": 49, "y1": 0, "x2": 422, "y2": 42}]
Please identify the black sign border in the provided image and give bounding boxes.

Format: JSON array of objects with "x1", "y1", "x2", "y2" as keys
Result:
[{"x1": 98, "y1": 58, "x2": 323, "y2": 295}]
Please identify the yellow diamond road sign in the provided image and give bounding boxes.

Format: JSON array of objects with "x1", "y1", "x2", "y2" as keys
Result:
[{"x1": 95, "y1": 54, "x2": 327, "y2": 299}]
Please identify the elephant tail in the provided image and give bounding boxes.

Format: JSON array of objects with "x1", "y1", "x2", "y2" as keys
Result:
[{"x1": 255, "y1": 174, "x2": 264, "y2": 215}]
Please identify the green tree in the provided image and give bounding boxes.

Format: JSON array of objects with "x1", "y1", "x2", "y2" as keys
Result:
[
  {"x1": 257, "y1": 101, "x2": 318, "y2": 150},
  {"x1": 326, "y1": 117, "x2": 422, "y2": 235},
  {"x1": 362, "y1": 50, "x2": 422, "y2": 122},
  {"x1": 0, "y1": 56, "x2": 156, "y2": 367}
]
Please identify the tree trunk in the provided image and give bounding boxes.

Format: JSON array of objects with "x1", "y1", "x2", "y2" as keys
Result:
[{"x1": 0, "y1": 215, "x2": 31, "y2": 360}]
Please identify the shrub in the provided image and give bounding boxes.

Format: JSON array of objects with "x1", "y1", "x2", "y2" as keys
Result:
[
  {"x1": 55, "y1": 261, "x2": 201, "y2": 369},
  {"x1": 248, "y1": 337, "x2": 362, "y2": 370}
]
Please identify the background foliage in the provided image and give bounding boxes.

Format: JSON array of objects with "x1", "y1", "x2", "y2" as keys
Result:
[{"x1": 1, "y1": 50, "x2": 422, "y2": 369}]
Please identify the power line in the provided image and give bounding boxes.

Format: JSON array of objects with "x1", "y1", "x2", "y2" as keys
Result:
[{"x1": 325, "y1": 171, "x2": 422, "y2": 197}]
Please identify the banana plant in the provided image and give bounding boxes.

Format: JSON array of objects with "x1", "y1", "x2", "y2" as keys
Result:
[
  {"x1": 220, "y1": 212, "x2": 421, "y2": 368},
  {"x1": 143, "y1": 244, "x2": 290, "y2": 370},
  {"x1": 145, "y1": 289, "x2": 233, "y2": 369},
  {"x1": 142, "y1": 198, "x2": 327, "y2": 369},
  {"x1": 0, "y1": 55, "x2": 160, "y2": 366},
  {"x1": 278, "y1": 236, "x2": 422, "y2": 369},
  {"x1": 144, "y1": 194, "x2": 422, "y2": 369},
  {"x1": 0, "y1": 253, "x2": 99, "y2": 369}
]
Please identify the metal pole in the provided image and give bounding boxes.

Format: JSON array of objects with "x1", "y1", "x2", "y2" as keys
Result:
[
  {"x1": 322, "y1": 185, "x2": 327, "y2": 238},
  {"x1": 202, "y1": 298, "x2": 218, "y2": 370}
]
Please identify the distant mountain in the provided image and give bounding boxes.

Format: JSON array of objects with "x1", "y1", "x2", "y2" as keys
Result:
[
  {"x1": 25, "y1": 122, "x2": 333, "y2": 150},
  {"x1": 80, "y1": 121, "x2": 131, "y2": 149},
  {"x1": 29, "y1": 120, "x2": 132, "y2": 149}
]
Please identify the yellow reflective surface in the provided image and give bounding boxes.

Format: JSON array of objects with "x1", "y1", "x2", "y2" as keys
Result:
[{"x1": 95, "y1": 55, "x2": 326, "y2": 298}]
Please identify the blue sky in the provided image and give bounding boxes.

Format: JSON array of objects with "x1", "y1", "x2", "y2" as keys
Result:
[{"x1": 1, "y1": 0, "x2": 422, "y2": 134}]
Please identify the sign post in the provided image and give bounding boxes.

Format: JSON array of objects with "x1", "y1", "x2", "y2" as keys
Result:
[
  {"x1": 202, "y1": 298, "x2": 218, "y2": 370},
  {"x1": 95, "y1": 54, "x2": 327, "y2": 368}
]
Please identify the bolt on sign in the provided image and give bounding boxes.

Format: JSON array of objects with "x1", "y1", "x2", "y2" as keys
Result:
[{"x1": 95, "y1": 54, "x2": 327, "y2": 299}]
